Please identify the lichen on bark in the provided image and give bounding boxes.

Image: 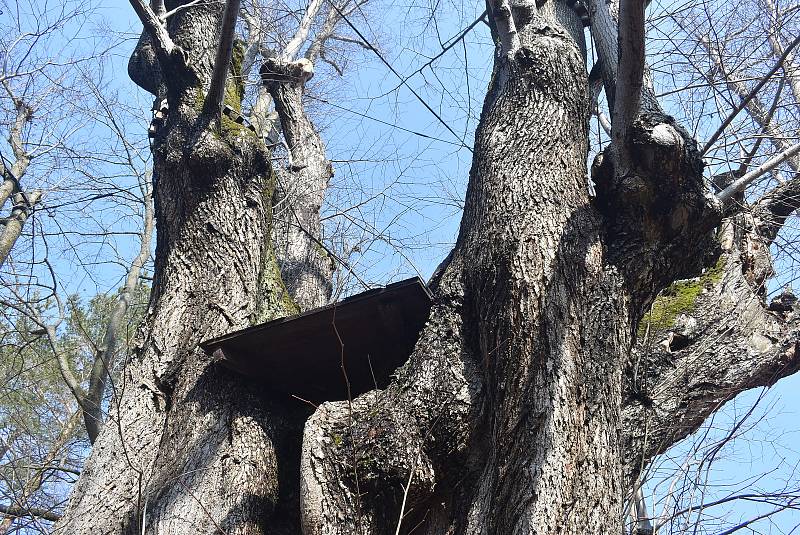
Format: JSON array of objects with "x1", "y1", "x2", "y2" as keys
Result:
[{"x1": 638, "y1": 254, "x2": 727, "y2": 335}]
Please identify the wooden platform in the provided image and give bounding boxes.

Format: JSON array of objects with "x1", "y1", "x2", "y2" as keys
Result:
[{"x1": 200, "y1": 278, "x2": 433, "y2": 402}]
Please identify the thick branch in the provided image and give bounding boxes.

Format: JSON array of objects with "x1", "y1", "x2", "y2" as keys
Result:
[
  {"x1": 586, "y1": 0, "x2": 620, "y2": 106},
  {"x1": 203, "y1": 0, "x2": 242, "y2": 118},
  {"x1": 49, "y1": 324, "x2": 90, "y2": 414},
  {"x1": 612, "y1": 0, "x2": 646, "y2": 148},
  {"x1": 0, "y1": 82, "x2": 32, "y2": 212},
  {"x1": 304, "y1": 2, "x2": 345, "y2": 63},
  {"x1": 0, "y1": 190, "x2": 41, "y2": 269},
  {"x1": 262, "y1": 58, "x2": 333, "y2": 310},
  {"x1": 486, "y1": 0, "x2": 521, "y2": 56},
  {"x1": 752, "y1": 171, "x2": 800, "y2": 243},
  {"x1": 0, "y1": 503, "x2": 61, "y2": 523},
  {"x1": 128, "y1": 0, "x2": 181, "y2": 65},
  {"x1": 282, "y1": 0, "x2": 326, "y2": 60},
  {"x1": 623, "y1": 241, "x2": 800, "y2": 484},
  {"x1": 4, "y1": 89, "x2": 32, "y2": 180}
]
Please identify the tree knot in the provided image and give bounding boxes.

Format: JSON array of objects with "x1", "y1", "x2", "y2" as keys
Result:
[{"x1": 260, "y1": 58, "x2": 315, "y2": 86}]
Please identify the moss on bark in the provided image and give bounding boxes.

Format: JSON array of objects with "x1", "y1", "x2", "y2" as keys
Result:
[{"x1": 638, "y1": 254, "x2": 727, "y2": 336}]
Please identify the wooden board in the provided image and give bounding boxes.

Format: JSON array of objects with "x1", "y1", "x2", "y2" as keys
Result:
[{"x1": 200, "y1": 278, "x2": 433, "y2": 402}]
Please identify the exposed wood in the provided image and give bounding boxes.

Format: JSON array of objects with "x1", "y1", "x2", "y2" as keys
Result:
[{"x1": 263, "y1": 57, "x2": 335, "y2": 311}]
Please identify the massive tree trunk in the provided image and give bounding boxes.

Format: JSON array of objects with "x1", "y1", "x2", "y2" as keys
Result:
[
  {"x1": 55, "y1": 0, "x2": 800, "y2": 533},
  {"x1": 303, "y1": 5, "x2": 632, "y2": 531},
  {"x1": 55, "y1": 2, "x2": 305, "y2": 533}
]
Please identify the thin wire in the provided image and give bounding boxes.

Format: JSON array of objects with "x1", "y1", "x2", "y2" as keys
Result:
[
  {"x1": 306, "y1": 95, "x2": 467, "y2": 147},
  {"x1": 327, "y1": 2, "x2": 474, "y2": 152}
]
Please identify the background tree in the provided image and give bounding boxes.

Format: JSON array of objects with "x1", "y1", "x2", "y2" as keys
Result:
[
  {"x1": 0, "y1": 0, "x2": 156, "y2": 528},
  {"x1": 0, "y1": 290, "x2": 148, "y2": 534}
]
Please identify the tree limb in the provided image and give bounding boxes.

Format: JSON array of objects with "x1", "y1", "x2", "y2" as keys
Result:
[
  {"x1": 0, "y1": 190, "x2": 42, "y2": 269},
  {"x1": 203, "y1": 0, "x2": 242, "y2": 119},
  {"x1": 752, "y1": 171, "x2": 800, "y2": 244},
  {"x1": 486, "y1": 0, "x2": 521, "y2": 56},
  {"x1": 613, "y1": 0, "x2": 646, "y2": 148},
  {"x1": 282, "y1": 0, "x2": 326, "y2": 60},
  {"x1": 262, "y1": 57, "x2": 334, "y2": 310},
  {"x1": 623, "y1": 236, "x2": 800, "y2": 484},
  {"x1": 735, "y1": 78, "x2": 787, "y2": 176},
  {"x1": 128, "y1": 0, "x2": 183, "y2": 66},
  {"x1": 0, "y1": 503, "x2": 61, "y2": 523},
  {"x1": 83, "y1": 183, "x2": 154, "y2": 443},
  {"x1": 699, "y1": 34, "x2": 799, "y2": 173},
  {"x1": 717, "y1": 142, "x2": 800, "y2": 203}
]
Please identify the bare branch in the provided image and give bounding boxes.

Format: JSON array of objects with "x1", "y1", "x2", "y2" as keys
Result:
[
  {"x1": 486, "y1": 0, "x2": 521, "y2": 56},
  {"x1": 586, "y1": 0, "x2": 622, "y2": 106},
  {"x1": 764, "y1": 0, "x2": 800, "y2": 106},
  {"x1": 701, "y1": 34, "x2": 800, "y2": 156},
  {"x1": 717, "y1": 142, "x2": 800, "y2": 203},
  {"x1": 699, "y1": 35, "x2": 799, "y2": 173},
  {"x1": 304, "y1": 0, "x2": 371, "y2": 64},
  {"x1": 0, "y1": 503, "x2": 62, "y2": 523},
  {"x1": 752, "y1": 171, "x2": 800, "y2": 243},
  {"x1": 152, "y1": 0, "x2": 166, "y2": 17},
  {"x1": 282, "y1": 0, "x2": 326, "y2": 60},
  {"x1": 128, "y1": 0, "x2": 182, "y2": 65},
  {"x1": 0, "y1": 190, "x2": 42, "y2": 269},
  {"x1": 82, "y1": 183, "x2": 154, "y2": 443},
  {"x1": 204, "y1": 0, "x2": 242, "y2": 118},
  {"x1": 735, "y1": 78, "x2": 787, "y2": 176},
  {"x1": 613, "y1": 0, "x2": 646, "y2": 146}
]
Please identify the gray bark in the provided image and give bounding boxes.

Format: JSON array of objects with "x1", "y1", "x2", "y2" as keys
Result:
[
  {"x1": 623, "y1": 210, "x2": 800, "y2": 485},
  {"x1": 263, "y1": 58, "x2": 335, "y2": 311},
  {"x1": 55, "y1": 1, "x2": 302, "y2": 532},
  {"x1": 54, "y1": 0, "x2": 800, "y2": 533},
  {"x1": 300, "y1": 2, "x2": 709, "y2": 532},
  {"x1": 0, "y1": 190, "x2": 41, "y2": 269}
]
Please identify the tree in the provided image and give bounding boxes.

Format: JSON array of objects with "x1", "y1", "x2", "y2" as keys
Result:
[
  {"x1": 51, "y1": 0, "x2": 800, "y2": 533},
  {"x1": 0, "y1": 290, "x2": 149, "y2": 534}
]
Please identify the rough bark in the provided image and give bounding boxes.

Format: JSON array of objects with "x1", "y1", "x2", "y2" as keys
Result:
[
  {"x1": 300, "y1": 3, "x2": 652, "y2": 532},
  {"x1": 623, "y1": 210, "x2": 800, "y2": 485},
  {"x1": 55, "y1": 0, "x2": 800, "y2": 533},
  {"x1": 0, "y1": 190, "x2": 41, "y2": 269},
  {"x1": 263, "y1": 58, "x2": 335, "y2": 311},
  {"x1": 55, "y1": 2, "x2": 302, "y2": 533}
]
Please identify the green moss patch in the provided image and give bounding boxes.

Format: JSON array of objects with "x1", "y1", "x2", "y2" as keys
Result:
[{"x1": 638, "y1": 255, "x2": 726, "y2": 337}]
